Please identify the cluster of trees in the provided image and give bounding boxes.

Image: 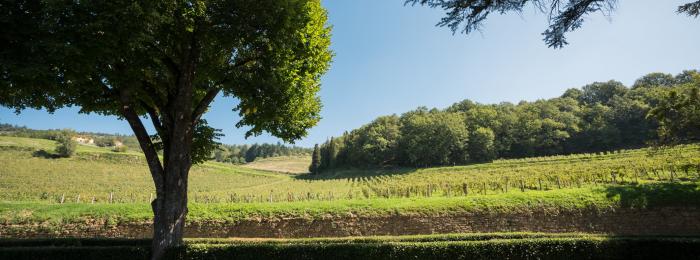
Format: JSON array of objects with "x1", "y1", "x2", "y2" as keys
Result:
[
  {"x1": 311, "y1": 71, "x2": 700, "y2": 171},
  {"x1": 213, "y1": 143, "x2": 312, "y2": 164},
  {"x1": 0, "y1": 123, "x2": 312, "y2": 162},
  {"x1": 0, "y1": 124, "x2": 139, "y2": 149},
  {"x1": 1, "y1": 124, "x2": 75, "y2": 141},
  {"x1": 55, "y1": 133, "x2": 77, "y2": 158}
]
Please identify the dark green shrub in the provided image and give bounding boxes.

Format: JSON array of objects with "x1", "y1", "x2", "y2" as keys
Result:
[
  {"x1": 55, "y1": 134, "x2": 77, "y2": 158},
  {"x1": 112, "y1": 145, "x2": 128, "y2": 153},
  {"x1": 3, "y1": 236, "x2": 700, "y2": 260},
  {"x1": 173, "y1": 238, "x2": 700, "y2": 260}
]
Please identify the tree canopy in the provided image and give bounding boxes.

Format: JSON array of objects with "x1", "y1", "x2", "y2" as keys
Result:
[
  {"x1": 313, "y1": 70, "x2": 700, "y2": 171},
  {"x1": 1, "y1": 0, "x2": 331, "y2": 144},
  {"x1": 0, "y1": 1, "x2": 332, "y2": 258}
]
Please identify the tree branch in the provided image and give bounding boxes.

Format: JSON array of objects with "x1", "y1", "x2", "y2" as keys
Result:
[
  {"x1": 118, "y1": 90, "x2": 165, "y2": 192},
  {"x1": 141, "y1": 100, "x2": 166, "y2": 135},
  {"x1": 678, "y1": 1, "x2": 700, "y2": 17},
  {"x1": 160, "y1": 56, "x2": 181, "y2": 78},
  {"x1": 233, "y1": 55, "x2": 258, "y2": 69},
  {"x1": 191, "y1": 88, "x2": 220, "y2": 125},
  {"x1": 140, "y1": 80, "x2": 168, "y2": 110}
]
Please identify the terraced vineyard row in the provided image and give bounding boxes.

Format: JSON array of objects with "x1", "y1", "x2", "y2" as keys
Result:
[{"x1": 1, "y1": 136, "x2": 698, "y2": 204}]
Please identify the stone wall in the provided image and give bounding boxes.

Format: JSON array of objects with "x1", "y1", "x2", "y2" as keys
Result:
[{"x1": 3, "y1": 207, "x2": 700, "y2": 238}]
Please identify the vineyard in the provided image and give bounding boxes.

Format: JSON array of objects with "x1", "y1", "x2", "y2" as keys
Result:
[{"x1": 1, "y1": 136, "x2": 699, "y2": 206}]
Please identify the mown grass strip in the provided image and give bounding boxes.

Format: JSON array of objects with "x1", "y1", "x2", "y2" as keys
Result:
[{"x1": 3, "y1": 182, "x2": 700, "y2": 225}]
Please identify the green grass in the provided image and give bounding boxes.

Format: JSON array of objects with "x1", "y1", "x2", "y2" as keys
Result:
[
  {"x1": 2, "y1": 136, "x2": 699, "y2": 204},
  {"x1": 1, "y1": 135, "x2": 700, "y2": 225},
  {"x1": 3, "y1": 182, "x2": 699, "y2": 225}
]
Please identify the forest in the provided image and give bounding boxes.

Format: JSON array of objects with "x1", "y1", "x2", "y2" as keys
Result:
[
  {"x1": 214, "y1": 143, "x2": 311, "y2": 164},
  {"x1": 310, "y1": 70, "x2": 700, "y2": 173}
]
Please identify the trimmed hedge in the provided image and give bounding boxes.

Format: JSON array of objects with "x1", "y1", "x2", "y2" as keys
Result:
[
  {"x1": 174, "y1": 238, "x2": 700, "y2": 260},
  {"x1": 2, "y1": 236, "x2": 700, "y2": 260}
]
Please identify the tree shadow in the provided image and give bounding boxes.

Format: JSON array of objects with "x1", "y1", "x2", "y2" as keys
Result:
[
  {"x1": 604, "y1": 182, "x2": 700, "y2": 209},
  {"x1": 32, "y1": 149, "x2": 61, "y2": 159},
  {"x1": 293, "y1": 167, "x2": 418, "y2": 181}
]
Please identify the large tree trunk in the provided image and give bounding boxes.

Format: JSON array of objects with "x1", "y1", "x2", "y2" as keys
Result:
[
  {"x1": 148, "y1": 121, "x2": 194, "y2": 259},
  {"x1": 119, "y1": 30, "x2": 200, "y2": 259},
  {"x1": 150, "y1": 153, "x2": 190, "y2": 260},
  {"x1": 150, "y1": 46, "x2": 197, "y2": 259},
  {"x1": 120, "y1": 84, "x2": 196, "y2": 259}
]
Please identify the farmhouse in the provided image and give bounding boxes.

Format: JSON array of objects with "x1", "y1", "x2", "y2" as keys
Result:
[{"x1": 71, "y1": 136, "x2": 94, "y2": 145}]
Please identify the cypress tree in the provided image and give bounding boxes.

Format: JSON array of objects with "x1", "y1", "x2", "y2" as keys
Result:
[
  {"x1": 328, "y1": 137, "x2": 338, "y2": 168},
  {"x1": 309, "y1": 144, "x2": 322, "y2": 174}
]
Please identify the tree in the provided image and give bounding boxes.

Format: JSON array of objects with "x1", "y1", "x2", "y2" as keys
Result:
[
  {"x1": 632, "y1": 72, "x2": 677, "y2": 89},
  {"x1": 405, "y1": 0, "x2": 700, "y2": 48},
  {"x1": 578, "y1": 81, "x2": 628, "y2": 105},
  {"x1": 338, "y1": 115, "x2": 401, "y2": 167},
  {"x1": 56, "y1": 134, "x2": 77, "y2": 158},
  {"x1": 112, "y1": 145, "x2": 129, "y2": 153},
  {"x1": 245, "y1": 144, "x2": 259, "y2": 163},
  {"x1": 399, "y1": 110, "x2": 469, "y2": 166},
  {"x1": 468, "y1": 127, "x2": 496, "y2": 163},
  {"x1": 649, "y1": 79, "x2": 700, "y2": 143},
  {"x1": 309, "y1": 144, "x2": 322, "y2": 174},
  {"x1": 327, "y1": 137, "x2": 338, "y2": 168},
  {"x1": 0, "y1": 1, "x2": 332, "y2": 258}
]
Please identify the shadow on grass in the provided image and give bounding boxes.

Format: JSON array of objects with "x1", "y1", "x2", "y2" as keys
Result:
[
  {"x1": 293, "y1": 167, "x2": 418, "y2": 182},
  {"x1": 31, "y1": 149, "x2": 61, "y2": 159},
  {"x1": 605, "y1": 182, "x2": 700, "y2": 208}
]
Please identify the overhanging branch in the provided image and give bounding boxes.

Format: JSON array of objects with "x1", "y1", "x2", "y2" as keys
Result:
[
  {"x1": 141, "y1": 100, "x2": 166, "y2": 136},
  {"x1": 119, "y1": 90, "x2": 165, "y2": 192},
  {"x1": 191, "y1": 88, "x2": 220, "y2": 125}
]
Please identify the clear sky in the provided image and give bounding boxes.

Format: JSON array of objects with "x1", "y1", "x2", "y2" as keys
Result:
[{"x1": 1, "y1": 0, "x2": 698, "y2": 147}]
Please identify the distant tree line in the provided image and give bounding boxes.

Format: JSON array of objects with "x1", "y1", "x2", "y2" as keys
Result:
[
  {"x1": 214, "y1": 143, "x2": 312, "y2": 164},
  {"x1": 1, "y1": 124, "x2": 73, "y2": 141},
  {"x1": 0, "y1": 124, "x2": 312, "y2": 163},
  {"x1": 311, "y1": 70, "x2": 700, "y2": 173},
  {"x1": 0, "y1": 124, "x2": 139, "y2": 148}
]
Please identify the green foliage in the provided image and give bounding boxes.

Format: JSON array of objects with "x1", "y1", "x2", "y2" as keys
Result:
[
  {"x1": 190, "y1": 120, "x2": 222, "y2": 164},
  {"x1": 327, "y1": 115, "x2": 402, "y2": 169},
  {"x1": 55, "y1": 132, "x2": 77, "y2": 158},
  {"x1": 405, "y1": 0, "x2": 698, "y2": 48},
  {"x1": 0, "y1": 0, "x2": 332, "y2": 158},
  {"x1": 3, "y1": 235, "x2": 700, "y2": 260},
  {"x1": 309, "y1": 144, "x2": 321, "y2": 174},
  {"x1": 399, "y1": 109, "x2": 469, "y2": 167},
  {"x1": 112, "y1": 145, "x2": 128, "y2": 153},
  {"x1": 649, "y1": 77, "x2": 700, "y2": 143},
  {"x1": 3, "y1": 135, "x2": 700, "y2": 206},
  {"x1": 468, "y1": 127, "x2": 495, "y2": 162},
  {"x1": 633, "y1": 72, "x2": 677, "y2": 89},
  {"x1": 315, "y1": 70, "x2": 700, "y2": 170},
  {"x1": 578, "y1": 80, "x2": 628, "y2": 105}
]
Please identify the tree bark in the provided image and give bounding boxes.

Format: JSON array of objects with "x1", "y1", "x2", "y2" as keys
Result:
[
  {"x1": 150, "y1": 152, "x2": 190, "y2": 260},
  {"x1": 115, "y1": 23, "x2": 204, "y2": 259},
  {"x1": 150, "y1": 32, "x2": 199, "y2": 259}
]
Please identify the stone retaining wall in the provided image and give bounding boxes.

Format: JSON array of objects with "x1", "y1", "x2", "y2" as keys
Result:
[{"x1": 3, "y1": 207, "x2": 699, "y2": 238}]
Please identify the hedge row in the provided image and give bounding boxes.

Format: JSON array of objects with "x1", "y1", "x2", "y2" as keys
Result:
[
  {"x1": 175, "y1": 238, "x2": 700, "y2": 260},
  {"x1": 2, "y1": 237, "x2": 700, "y2": 260}
]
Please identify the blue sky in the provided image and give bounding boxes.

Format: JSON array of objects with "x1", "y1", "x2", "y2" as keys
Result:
[{"x1": 1, "y1": 0, "x2": 698, "y2": 147}]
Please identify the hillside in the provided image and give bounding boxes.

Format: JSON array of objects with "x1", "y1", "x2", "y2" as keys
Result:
[
  {"x1": 241, "y1": 156, "x2": 312, "y2": 174},
  {"x1": 2, "y1": 135, "x2": 700, "y2": 236},
  {"x1": 2, "y1": 136, "x2": 699, "y2": 206}
]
